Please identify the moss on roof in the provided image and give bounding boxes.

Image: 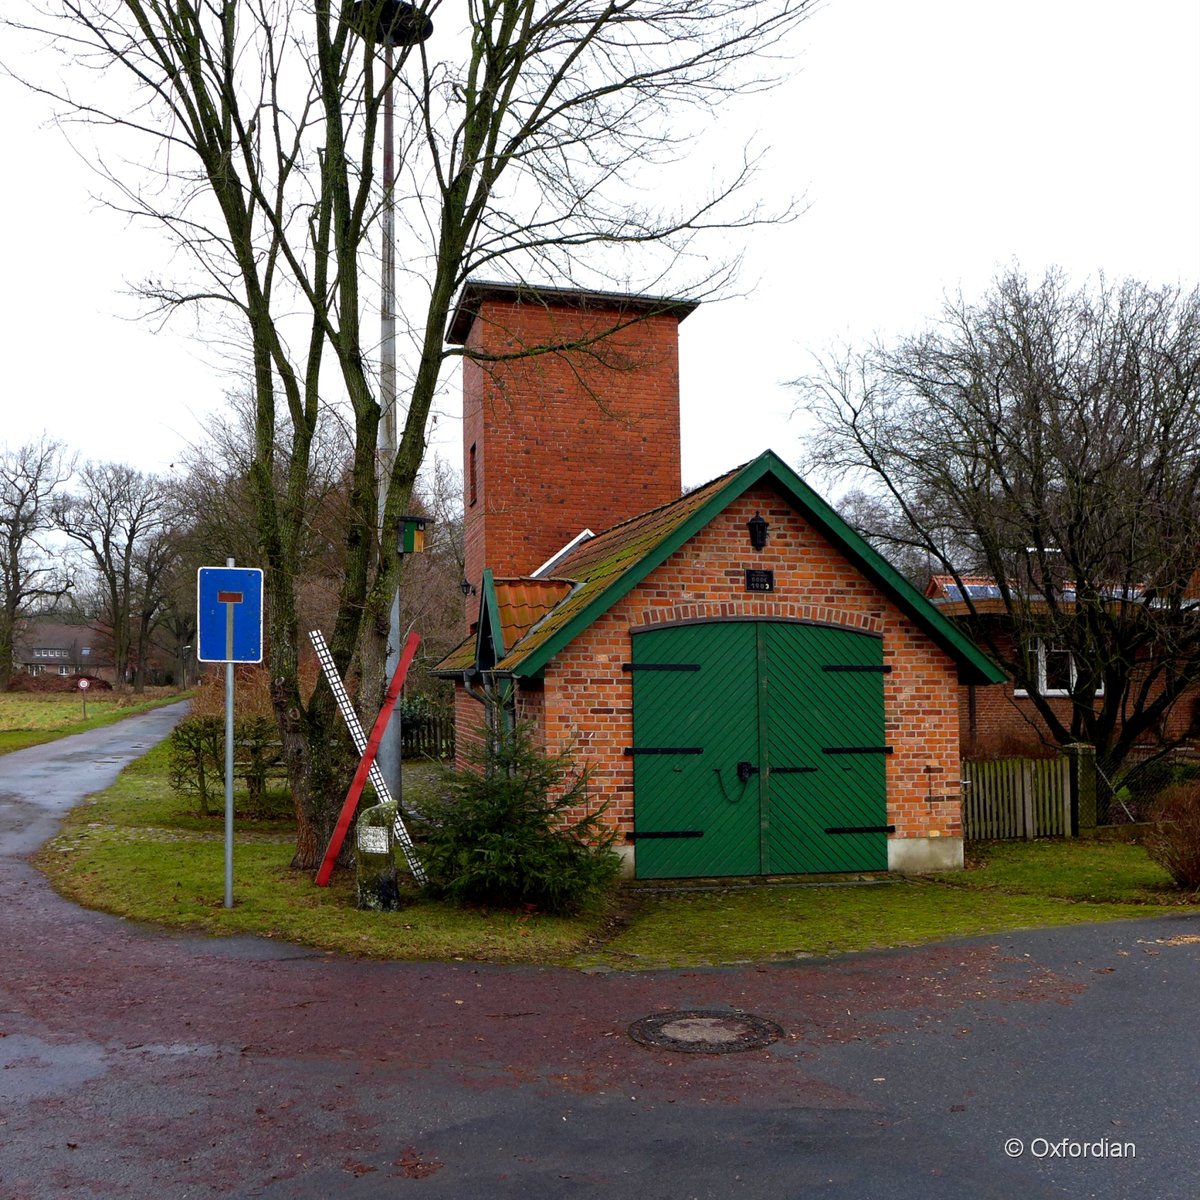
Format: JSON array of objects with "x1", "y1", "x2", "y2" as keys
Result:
[
  {"x1": 490, "y1": 467, "x2": 737, "y2": 673},
  {"x1": 436, "y1": 632, "x2": 478, "y2": 676}
]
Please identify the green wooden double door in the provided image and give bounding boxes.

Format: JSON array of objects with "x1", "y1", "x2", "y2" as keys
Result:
[{"x1": 630, "y1": 621, "x2": 891, "y2": 879}]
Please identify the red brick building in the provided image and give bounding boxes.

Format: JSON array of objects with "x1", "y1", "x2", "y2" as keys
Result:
[
  {"x1": 925, "y1": 576, "x2": 1200, "y2": 760},
  {"x1": 437, "y1": 283, "x2": 1003, "y2": 878}
]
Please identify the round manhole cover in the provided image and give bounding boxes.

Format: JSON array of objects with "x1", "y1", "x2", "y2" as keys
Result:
[{"x1": 628, "y1": 1010, "x2": 784, "y2": 1054}]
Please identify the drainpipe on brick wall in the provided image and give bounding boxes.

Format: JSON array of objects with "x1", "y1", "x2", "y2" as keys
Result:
[
  {"x1": 462, "y1": 671, "x2": 517, "y2": 746},
  {"x1": 462, "y1": 670, "x2": 488, "y2": 707}
]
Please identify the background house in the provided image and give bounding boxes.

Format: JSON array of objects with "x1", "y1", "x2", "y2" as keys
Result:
[
  {"x1": 11, "y1": 618, "x2": 113, "y2": 683},
  {"x1": 438, "y1": 283, "x2": 1003, "y2": 879},
  {"x1": 925, "y1": 576, "x2": 1200, "y2": 762}
]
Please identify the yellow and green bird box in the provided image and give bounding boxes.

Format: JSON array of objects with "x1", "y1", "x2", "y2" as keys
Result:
[{"x1": 398, "y1": 515, "x2": 427, "y2": 555}]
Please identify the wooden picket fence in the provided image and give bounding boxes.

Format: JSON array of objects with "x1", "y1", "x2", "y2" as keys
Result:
[
  {"x1": 400, "y1": 708, "x2": 455, "y2": 761},
  {"x1": 961, "y1": 756, "x2": 1073, "y2": 840}
]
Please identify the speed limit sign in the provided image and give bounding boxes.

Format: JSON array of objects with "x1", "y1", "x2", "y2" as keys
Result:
[{"x1": 78, "y1": 678, "x2": 90, "y2": 691}]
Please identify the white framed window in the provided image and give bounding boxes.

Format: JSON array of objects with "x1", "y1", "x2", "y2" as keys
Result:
[
  {"x1": 1016, "y1": 638, "x2": 1102, "y2": 697},
  {"x1": 58, "y1": 665, "x2": 72, "y2": 676}
]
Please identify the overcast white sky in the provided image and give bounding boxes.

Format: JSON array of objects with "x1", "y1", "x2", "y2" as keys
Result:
[{"x1": 2, "y1": 0, "x2": 1198, "y2": 493}]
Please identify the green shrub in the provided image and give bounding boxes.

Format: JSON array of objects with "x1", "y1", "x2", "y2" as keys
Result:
[
  {"x1": 397, "y1": 693, "x2": 434, "y2": 723},
  {"x1": 417, "y1": 711, "x2": 621, "y2": 915},
  {"x1": 168, "y1": 715, "x2": 288, "y2": 817},
  {"x1": 168, "y1": 716, "x2": 224, "y2": 814},
  {"x1": 1144, "y1": 781, "x2": 1200, "y2": 889},
  {"x1": 237, "y1": 715, "x2": 282, "y2": 807}
]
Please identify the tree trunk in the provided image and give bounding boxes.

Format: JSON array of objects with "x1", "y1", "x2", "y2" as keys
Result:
[
  {"x1": 0, "y1": 611, "x2": 13, "y2": 691},
  {"x1": 273, "y1": 672, "x2": 357, "y2": 872}
]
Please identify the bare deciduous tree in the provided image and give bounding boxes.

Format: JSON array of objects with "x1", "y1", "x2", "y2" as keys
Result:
[
  {"x1": 0, "y1": 439, "x2": 74, "y2": 688},
  {"x1": 175, "y1": 390, "x2": 351, "y2": 591},
  {"x1": 10, "y1": 0, "x2": 811, "y2": 865},
  {"x1": 55, "y1": 464, "x2": 182, "y2": 691},
  {"x1": 150, "y1": 553, "x2": 200, "y2": 691},
  {"x1": 796, "y1": 269, "x2": 1200, "y2": 778}
]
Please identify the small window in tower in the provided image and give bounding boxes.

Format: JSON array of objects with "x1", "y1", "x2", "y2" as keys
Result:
[{"x1": 469, "y1": 442, "x2": 478, "y2": 507}]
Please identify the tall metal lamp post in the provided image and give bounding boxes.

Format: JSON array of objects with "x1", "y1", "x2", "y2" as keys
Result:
[{"x1": 351, "y1": 2, "x2": 434, "y2": 795}]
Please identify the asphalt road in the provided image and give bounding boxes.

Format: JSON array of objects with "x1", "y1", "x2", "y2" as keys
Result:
[{"x1": 2, "y1": 707, "x2": 1199, "y2": 1199}]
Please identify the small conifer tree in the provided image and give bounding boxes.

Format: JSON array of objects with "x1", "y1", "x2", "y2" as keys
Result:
[{"x1": 418, "y1": 698, "x2": 620, "y2": 915}]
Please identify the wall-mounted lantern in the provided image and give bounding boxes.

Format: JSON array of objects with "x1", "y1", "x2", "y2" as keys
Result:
[
  {"x1": 459, "y1": 578, "x2": 477, "y2": 597},
  {"x1": 398, "y1": 515, "x2": 427, "y2": 555},
  {"x1": 747, "y1": 512, "x2": 769, "y2": 551}
]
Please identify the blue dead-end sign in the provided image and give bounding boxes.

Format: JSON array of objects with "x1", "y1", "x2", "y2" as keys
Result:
[{"x1": 197, "y1": 567, "x2": 264, "y2": 663}]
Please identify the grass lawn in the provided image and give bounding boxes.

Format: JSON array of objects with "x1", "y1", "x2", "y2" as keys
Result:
[
  {"x1": 596, "y1": 840, "x2": 1191, "y2": 969},
  {"x1": 36, "y1": 746, "x2": 603, "y2": 963},
  {"x1": 947, "y1": 838, "x2": 1187, "y2": 905},
  {"x1": 0, "y1": 690, "x2": 189, "y2": 754},
  {"x1": 33, "y1": 742, "x2": 1199, "y2": 969}
]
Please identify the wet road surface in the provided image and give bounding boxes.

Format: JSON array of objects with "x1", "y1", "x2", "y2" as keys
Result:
[{"x1": 2, "y1": 707, "x2": 1199, "y2": 1198}]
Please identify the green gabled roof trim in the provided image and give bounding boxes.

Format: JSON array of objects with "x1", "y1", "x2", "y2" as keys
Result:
[
  {"x1": 474, "y1": 568, "x2": 505, "y2": 670},
  {"x1": 500, "y1": 450, "x2": 1005, "y2": 685}
]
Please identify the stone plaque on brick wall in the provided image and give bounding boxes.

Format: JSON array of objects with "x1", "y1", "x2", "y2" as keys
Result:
[{"x1": 745, "y1": 569, "x2": 775, "y2": 593}]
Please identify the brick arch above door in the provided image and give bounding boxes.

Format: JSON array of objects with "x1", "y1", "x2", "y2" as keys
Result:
[{"x1": 630, "y1": 599, "x2": 885, "y2": 637}]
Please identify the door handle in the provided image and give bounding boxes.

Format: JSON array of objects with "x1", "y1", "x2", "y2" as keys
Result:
[{"x1": 736, "y1": 760, "x2": 758, "y2": 784}]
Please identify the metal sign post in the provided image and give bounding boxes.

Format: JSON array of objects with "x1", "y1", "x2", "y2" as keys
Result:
[
  {"x1": 78, "y1": 676, "x2": 90, "y2": 719},
  {"x1": 197, "y1": 561, "x2": 265, "y2": 909}
]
